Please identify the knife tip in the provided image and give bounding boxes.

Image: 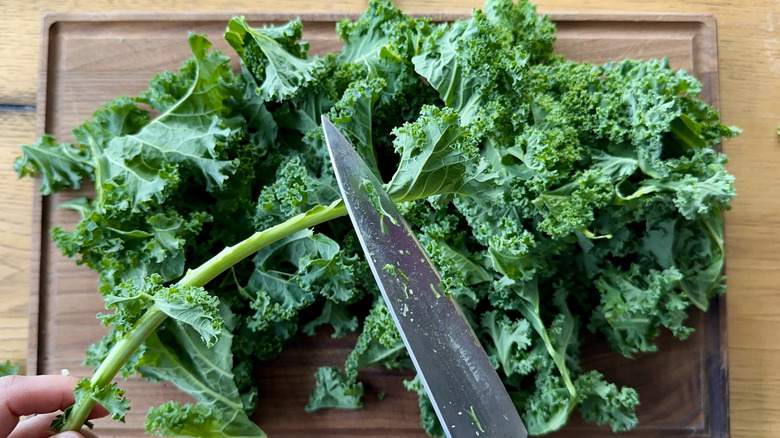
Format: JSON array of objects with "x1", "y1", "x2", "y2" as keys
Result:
[{"x1": 321, "y1": 115, "x2": 344, "y2": 155}]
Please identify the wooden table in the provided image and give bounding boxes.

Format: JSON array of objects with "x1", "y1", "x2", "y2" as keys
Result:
[{"x1": 0, "y1": 0, "x2": 777, "y2": 436}]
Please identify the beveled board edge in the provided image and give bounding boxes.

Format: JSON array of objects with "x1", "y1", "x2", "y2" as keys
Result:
[{"x1": 28, "y1": 9, "x2": 727, "y2": 436}]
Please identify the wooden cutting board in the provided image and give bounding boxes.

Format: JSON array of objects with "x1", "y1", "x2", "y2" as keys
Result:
[{"x1": 28, "y1": 11, "x2": 728, "y2": 437}]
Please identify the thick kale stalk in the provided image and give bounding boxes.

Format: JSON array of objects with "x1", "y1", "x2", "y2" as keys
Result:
[{"x1": 55, "y1": 202, "x2": 347, "y2": 433}]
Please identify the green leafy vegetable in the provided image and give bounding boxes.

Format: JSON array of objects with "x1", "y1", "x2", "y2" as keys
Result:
[
  {"x1": 15, "y1": 0, "x2": 737, "y2": 436},
  {"x1": 0, "y1": 360, "x2": 20, "y2": 377},
  {"x1": 13, "y1": 135, "x2": 93, "y2": 195},
  {"x1": 305, "y1": 366, "x2": 364, "y2": 411},
  {"x1": 226, "y1": 17, "x2": 327, "y2": 103}
]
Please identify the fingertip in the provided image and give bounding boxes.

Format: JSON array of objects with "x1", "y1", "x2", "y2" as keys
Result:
[{"x1": 53, "y1": 431, "x2": 84, "y2": 438}]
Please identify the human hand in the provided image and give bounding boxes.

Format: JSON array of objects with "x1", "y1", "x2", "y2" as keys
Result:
[{"x1": 0, "y1": 374, "x2": 109, "y2": 438}]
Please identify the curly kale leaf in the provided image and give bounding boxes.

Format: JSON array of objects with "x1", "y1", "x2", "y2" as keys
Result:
[
  {"x1": 14, "y1": 96, "x2": 148, "y2": 195},
  {"x1": 412, "y1": 0, "x2": 555, "y2": 122},
  {"x1": 146, "y1": 402, "x2": 218, "y2": 436},
  {"x1": 619, "y1": 146, "x2": 735, "y2": 221},
  {"x1": 253, "y1": 155, "x2": 340, "y2": 229},
  {"x1": 641, "y1": 214, "x2": 727, "y2": 311},
  {"x1": 307, "y1": 298, "x2": 407, "y2": 412},
  {"x1": 84, "y1": 274, "x2": 224, "y2": 382},
  {"x1": 386, "y1": 105, "x2": 498, "y2": 202},
  {"x1": 53, "y1": 207, "x2": 211, "y2": 288},
  {"x1": 100, "y1": 274, "x2": 223, "y2": 337},
  {"x1": 326, "y1": 77, "x2": 387, "y2": 172},
  {"x1": 139, "y1": 314, "x2": 264, "y2": 437},
  {"x1": 335, "y1": 0, "x2": 441, "y2": 176},
  {"x1": 301, "y1": 301, "x2": 359, "y2": 338},
  {"x1": 575, "y1": 370, "x2": 640, "y2": 432},
  {"x1": 337, "y1": 0, "x2": 434, "y2": 106},
  {"x1": 345, "y1": 298, "x2": 408, "y2": 373},
  {"x1": 484, "y1": 276, "x2": 636, "y2": 434},
  {"x1": 13, "y1": 135, "x2": 93, "y2": 195},
  {"x1": 230, "y1": 228, "x2": 367, "y2": 370},
  {"x1": 590, "y1": 265, "x2": 689, "y2": 357},
  {"x1": 104, "y1": 34, "x2": 239, "y2": 209},
  {"x1": 37, "y1": 33, "x2": 248, "y2": 289},
  {"x1": 305, "y1": 367, "x2": 364, "y2": 412},
  {"x1": 52, "y1": 379, "x2": 131, "y2": 430},
  {"x1": 480, "y1": 310, "x2": 536, "y2": 377},
  {"x1": 244, "y1": 231, "x2": 318, "y2": 334},
  {"x1": 226, "y1": 17, "x2": 327, "y2": 103},
  {"x1": 93, "y1": 33, "x2": 240, "y2": 213},
  {"x1": 414, "y1": 204, "x2": 491, "y2": 309},
  {"x1": 77, "y1": 380, "x2": 131, "y2": 423}
]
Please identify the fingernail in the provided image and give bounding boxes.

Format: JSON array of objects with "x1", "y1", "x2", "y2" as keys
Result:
[{"x1": 54, "y1": 432, "x2": 83, "y2": 438}]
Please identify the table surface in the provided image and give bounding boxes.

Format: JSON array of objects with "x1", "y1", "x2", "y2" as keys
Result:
[{"x1": 0, "y1": 0, "x2": 777, "y2": 436}]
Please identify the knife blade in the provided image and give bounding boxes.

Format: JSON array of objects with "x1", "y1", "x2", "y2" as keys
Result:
[{"x1": 322, "y1": 116, "x2": 528, "y2": 438}]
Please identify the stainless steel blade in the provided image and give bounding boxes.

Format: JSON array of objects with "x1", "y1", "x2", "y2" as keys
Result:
[{"x1": 322, "y1": 116, "x2": 527, "y2": 438}]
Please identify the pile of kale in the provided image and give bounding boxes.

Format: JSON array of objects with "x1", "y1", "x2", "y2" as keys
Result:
[{"x1": 15, "y1": 0, "x2": 737, "y2": 435}]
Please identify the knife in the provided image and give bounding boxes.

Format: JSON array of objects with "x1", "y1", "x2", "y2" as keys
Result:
[{"x1": 322, "y1": 116, "x2": 528, "y2": 438}]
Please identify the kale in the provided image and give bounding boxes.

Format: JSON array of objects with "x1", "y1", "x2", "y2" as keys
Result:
[
  {"x1": 0, "y1": 361, "x2": 20, "y2": 377},
  {"x1": 15, "y1": 0, "x2": 737, "y2": 435}
]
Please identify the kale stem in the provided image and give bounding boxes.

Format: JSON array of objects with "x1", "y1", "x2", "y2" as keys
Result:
[
  {"x1": 178, "y1": 200, "x2": 346, "y2": 288},
  {"x1": 58, "y1": 200, "x2": 347, "y2": 432},
  {"x1": 60, "y1": 304, "x2": 167, "y2": 431}
]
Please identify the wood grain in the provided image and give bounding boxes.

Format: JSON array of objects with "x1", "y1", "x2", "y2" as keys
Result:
[
  {"x1": 0, "y1": 109, "x2": 36, "y2": 373},
  {"x1": 26, "y1": 12, "x2": 727, "y2": 437},
  {"x1": 1, "y1": 1, "x2": 779, "y2": 437}
]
